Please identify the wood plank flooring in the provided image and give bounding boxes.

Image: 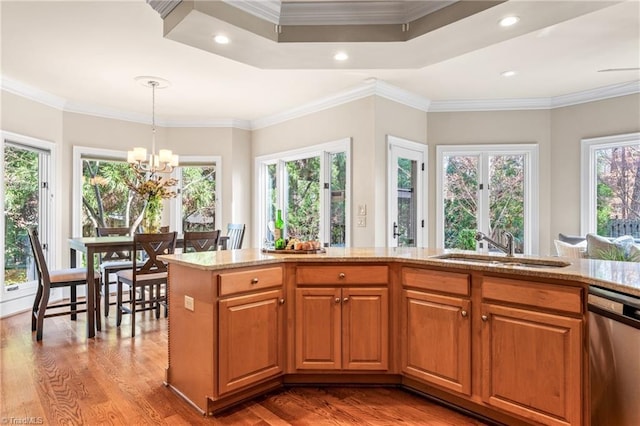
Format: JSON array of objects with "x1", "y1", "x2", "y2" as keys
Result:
[{"x1": 0, "y1": 305, "x2": 490, "y2": 425}]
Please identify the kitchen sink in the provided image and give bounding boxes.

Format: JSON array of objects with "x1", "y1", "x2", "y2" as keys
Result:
[{"x1": 432, "y1": 253, "x2": 571, "y2": 269}]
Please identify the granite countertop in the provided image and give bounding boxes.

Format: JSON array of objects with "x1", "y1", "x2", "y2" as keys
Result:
[{"x1": 160, "y1": 247, "x2": 640, "y2": 298}]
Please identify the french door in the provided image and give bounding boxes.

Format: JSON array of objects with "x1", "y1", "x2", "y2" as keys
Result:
[
  {"x1": 387, "y1": 136, "x2": 427, "y2": 248},
  {"x1": 436, "y1": 144, "x2": 538, "y2": 254},
  {"x1": 1, "y1": 132, "x2": 55, "y2": 316}
]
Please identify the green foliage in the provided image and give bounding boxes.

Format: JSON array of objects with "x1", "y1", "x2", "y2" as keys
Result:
[
  {"x1": 4, "y1": 146, "x2": 39, "y2": 284},
  {"x1": 182, "y1": 166, "x2": 216, "y2": 231},
  {"x1": 455, "y1": 229, "x2": 477, "y2": 250},
  {"x1": 597, "y1": 246, "x2": 640, "y2": 262},
  {"x1": 286, "y1": 157, "x2": 320, "y2": 240}
]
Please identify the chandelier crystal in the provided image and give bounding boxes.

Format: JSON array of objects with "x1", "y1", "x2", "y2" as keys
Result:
[{"x1": 127, "y1": 78, "x2": 178, "y2": 173}]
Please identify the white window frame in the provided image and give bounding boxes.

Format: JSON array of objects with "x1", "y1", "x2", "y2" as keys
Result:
[
  {"x1": 580, "y1": 132, "x2": 640, "y2": 235},
  {"x1": 73, "y1": 148, "x2": 221, "y2": 238},
  {"x1": 1, "y1": 131, "x2": 58, "y2": 315},
  {"x1": 436, "y1": 143, "x2": 539, "y2": 254},
  {"x1": 254, "y1": 138, "x2": 351, "y2": 248}
]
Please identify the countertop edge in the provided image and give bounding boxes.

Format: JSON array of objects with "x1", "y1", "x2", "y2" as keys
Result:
[{"x1": 159, "y1": 249, "x2": 640, "y2": 298}]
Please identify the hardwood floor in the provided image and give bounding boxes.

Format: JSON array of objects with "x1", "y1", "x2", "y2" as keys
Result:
[{"x1": 0, "y1": 305, "x2": 489, "y2": 425}]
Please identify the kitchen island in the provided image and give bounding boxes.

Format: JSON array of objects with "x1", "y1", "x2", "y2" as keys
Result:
[{"x1": 160, "y1": 247, "x2": 640, "y2": 426}]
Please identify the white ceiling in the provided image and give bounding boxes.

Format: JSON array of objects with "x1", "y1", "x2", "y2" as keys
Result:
[{"x1": 1, "y1": 0, "x2": 639, "y2": 128}]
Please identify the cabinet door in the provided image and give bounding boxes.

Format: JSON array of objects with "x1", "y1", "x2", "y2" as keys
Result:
[
  {"x1": 481, "y1": 303, "x2": 582, "y2": 426},
  {"x1": 342, "y1": 287, "x2": 389, "y2": 370},
  {"x1": 402, "y1": 289, "x2": 471, "y2": 395},
  {"x1": 295, "y1": 287, "x2": 342, "y2": 370},
  {"x1": 218, "y1": 289, "x2": 285, "y2": 395}
]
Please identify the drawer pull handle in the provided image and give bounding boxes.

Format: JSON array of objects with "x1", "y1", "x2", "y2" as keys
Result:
[
  {"x1": 251, "y1": 278, "x2": 259, "y2": 284},
  {"x1": 335, "y1": 297, "x2": 341, "y2": 304},
  {"x1": 279, "y1": 298, "x2": 285, "y2": 305},
  {"x1": 481, "y1": 315, "x2": 488, "y2": 322},
  {"x1": 461, "y1": 310, "x2": 468, "y2": 317},
  {"x1": 338, "y1": 273, "x2": 346, "y2": 279},
  {"x1": 342, "y1": 297, "x2": 349, "y2": 303}
]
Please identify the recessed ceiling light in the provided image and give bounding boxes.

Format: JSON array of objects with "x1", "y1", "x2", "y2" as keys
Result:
[
  {"x1": 499, "y1": 16, "x2": 520, "y2": 27},
  {"x1": 501, "y1": 70, "x2": 517, "y2": 77},
  {"x1": 334, "y1": 52, "x2": 349, "y2": 61},
  {"x1": 214, "y1": 35, "x2": 230, "y2": 44}
]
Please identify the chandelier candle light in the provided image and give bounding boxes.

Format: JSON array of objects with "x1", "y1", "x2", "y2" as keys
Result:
[{"x1": 127, "y1": 77, "x2": 178, "y2": 174}]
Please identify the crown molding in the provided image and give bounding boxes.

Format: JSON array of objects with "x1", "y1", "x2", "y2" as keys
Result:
[
  {"x1": 3, "y1": 74, "x2": 638, "y2": 129},
  {"x1": 550, "y1": 80, "x2": 640, "y2": 108},
  {"x1": 1, "y1": 76, "x2": 67, "y2": 110},
  {"x1": 223, "y1": 0, "x2": 282, "y2": 24},
  {"x1": 429, "y1": 80, "x2": 640, "y2": 112}
]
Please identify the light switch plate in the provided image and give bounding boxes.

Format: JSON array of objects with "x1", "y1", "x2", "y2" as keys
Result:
[
  {"x1": 184, "y1": 295, "x2": 194, "y2": 311},
  {"x1": 357, "y1": 216, "x2": 366, "y2": 227},
  {"x1": 358, "y1": 204, "x2": 367, "y2": 216}
]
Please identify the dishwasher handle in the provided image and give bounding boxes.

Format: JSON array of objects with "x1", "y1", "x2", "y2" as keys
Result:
[{"x1": 589, "y1": 286, "x2": 640, "y2": 327}]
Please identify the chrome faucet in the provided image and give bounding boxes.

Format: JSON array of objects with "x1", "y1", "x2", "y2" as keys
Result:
[{"x1": 475, "y1": 231, "x2": 515, "y2": 257}]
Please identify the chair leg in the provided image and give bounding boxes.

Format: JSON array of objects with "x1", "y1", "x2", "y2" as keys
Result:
[
  {"x1": 103, "y1": 270, "x2": 110, "y2": 317},
  {"x1": 70, "y1": 285, "x2": 77, "y2": 321},
  {"x1": 131, "y1": 284, "x2": 136, "y2": 338},
  {"x1": 94, "y1": 279, "x2": 102, "y2": 332},
  {"x1": 116, "y1": 279, "x2": 123, "y2": 327},
  {"x1": 35, "y1": 287, "x2": 51, "y2": 341},
  {"x1": 155, "y1": 284, "x2": 161, "y2": 319},
  {"x1": 32, "y1": 280, "x2": 44, "y2": 332}
]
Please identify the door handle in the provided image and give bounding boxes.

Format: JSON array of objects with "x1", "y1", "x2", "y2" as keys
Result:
[{"x1": 393, "y1": 222, "x2": 401, "y2": 239}]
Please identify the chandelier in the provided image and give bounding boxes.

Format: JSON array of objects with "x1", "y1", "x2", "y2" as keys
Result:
[{"x1": 127, "y1": 77, "x2": 178, "y2": 173}]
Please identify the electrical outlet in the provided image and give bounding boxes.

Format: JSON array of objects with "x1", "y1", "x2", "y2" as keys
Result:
[
  {"x1": 357, "y1": 216, "x2": 366, "y2": 227},
  {"x1": 358, "y1": 204, "x2": 367, "y2": 216},
  {"x1": 184, "y1": 295, "x2": 194, "y2": 311}
]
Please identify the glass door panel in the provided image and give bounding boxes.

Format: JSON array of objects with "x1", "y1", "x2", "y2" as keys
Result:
[
  {"x1": 488, "y1": 154, "x2": 525, "y2": 254},
  {"x1": 3, "y1": 143, "x2": 44, "y2": 291},
  {"x1": 442, "y1": 155, "x2": 479, "y2": 250},
  {"x1": 396, "y1": 157, "x2": 418, "y2": 247},
  {"x1": 285, "y1": 157, "x2": 320, "y2": 241},
  {"x1": 329, "y1": 152, "x2": 346, "y2": 247}
]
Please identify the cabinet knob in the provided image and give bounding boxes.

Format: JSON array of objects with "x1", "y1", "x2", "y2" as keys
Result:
[
  {"x1": 342, "y1": 297, "x2": 349, "y2": 303},
  {"x1": 338, "y1": 272, "x2": 346, "y2": 279},
  {"x1": 335, "y1": 297, "x2": 341, "y2": 304},
  {"x1": 251, "y1": 277, "x2": 259, "y2": 284},
  {"x1": 279, "y1": 298, "x2": 285, "y2": 305},
  {"x1": 481, "y1": 315, "x2": 488, "y2": 322},
  {"x1": 461, "y1": 310, "x2": 468, "y2": 317}
]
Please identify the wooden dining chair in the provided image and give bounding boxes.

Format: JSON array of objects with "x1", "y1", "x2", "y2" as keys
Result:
[
  {"x1": 115, "y1": 232, "x2": 177, "y2": 337},
  {"x1": 183, "y1": 230, "x2": 220, "y2": 253},
  {"x1": 96, "y1": 226, "x2": 134, "y2": 317},
  {"x1": 28, "y1": 228, "x2": 100, "y2": 341},
  {"x1": 220, "y1": 223, "x2": 245, "y2": 250}
]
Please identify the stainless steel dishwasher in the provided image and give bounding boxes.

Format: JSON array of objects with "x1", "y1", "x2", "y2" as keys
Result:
[{"x1": 589, "y1": 286, "x2": 640, "y2": 426}]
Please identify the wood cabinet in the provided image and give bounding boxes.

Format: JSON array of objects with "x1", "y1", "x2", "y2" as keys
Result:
[
  {"x1": 218, "y1": 267, "x2": 285, "y2": 395},
  {"x1": 218, "y1": 289, "x2": 285, "y2": 395},
  {"x1": 295, "y1": 265, "x2": 389, "y2": 371},
  {"x1": 480, "y1": 277, "x2": 584, "y2": 426},
  {"x1": 401, "y1": 268, "x2": 472, "y2": 395}
]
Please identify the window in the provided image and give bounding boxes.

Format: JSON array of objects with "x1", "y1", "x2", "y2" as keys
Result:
[
  {"x1": 436, "y1": 144, "x2": 538, "y2": 254},
  {"x1": 581, "y1": 132, "x2": 640, "y2": 238},
  {"x1": 73, "y1": 148, "x2": 219, "y2": 237},
  {"x1": 255, "y1": 139, "x2": 350, "y2": 248},
  {"x1": 2, "y1": 131, "x2": 56, "y2": 314}
]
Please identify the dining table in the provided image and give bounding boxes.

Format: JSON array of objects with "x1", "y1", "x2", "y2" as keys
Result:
[
  {"x1": 68, "y1": 234, "x2": 191, "y2": 338},
  {"x1": 68, "y1": 235, "x2": 134, "y2": 338}
]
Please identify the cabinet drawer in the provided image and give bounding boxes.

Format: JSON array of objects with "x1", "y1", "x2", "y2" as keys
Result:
[
  {"x1": 296, "y1": 265, "x2": 388, "y2": 285},
  {"x1": 482, "y1": 276, "x2": 583, "y2": 314},
  {"x1": 402, "y1": 267, "x2": 470, "y2": 296},
  {"x1": 219, "y1": 266, "x2": 283, "y2": 296}
]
